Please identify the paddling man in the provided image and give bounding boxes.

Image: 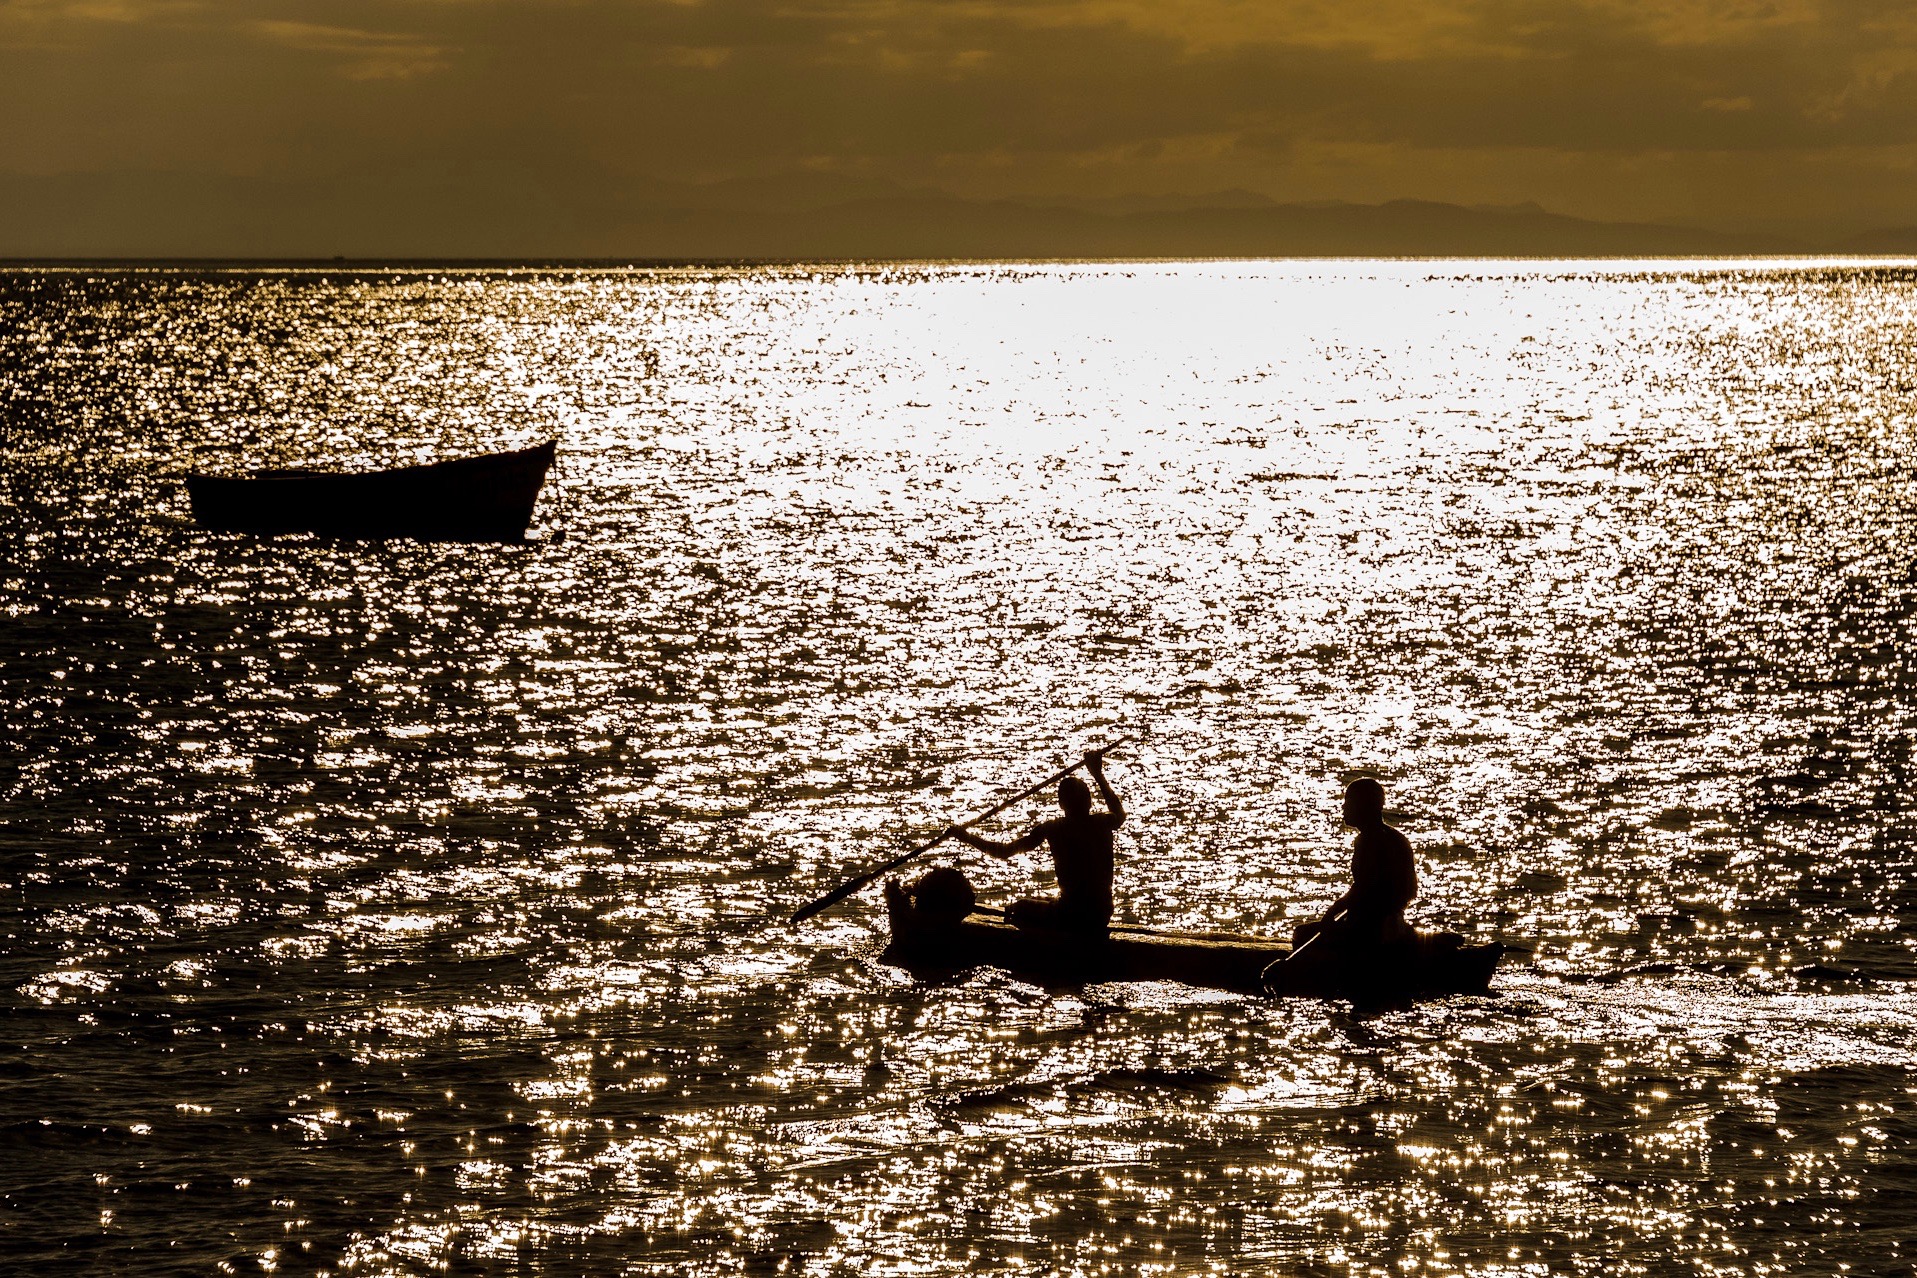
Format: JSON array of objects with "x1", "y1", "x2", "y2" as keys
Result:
[
  {"x1": 1296, "y1": 777, "x2": 1417, "y2": 949},
  {"x1": 949, "y1": 751, "x2": 1123, "y2": 933}
]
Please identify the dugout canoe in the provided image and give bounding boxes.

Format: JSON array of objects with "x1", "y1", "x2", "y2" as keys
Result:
[
  {"x1": 187, "y1": 440, "x2": 556, "y2": 541},
  {"x1": 881, "y1": 882, "x2": 1505, "y2": 1001}
]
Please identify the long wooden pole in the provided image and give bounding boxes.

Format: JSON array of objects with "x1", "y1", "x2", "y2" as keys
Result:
[{"x1": 788, "y1": 736, "x2": 1136, "y2": 925}]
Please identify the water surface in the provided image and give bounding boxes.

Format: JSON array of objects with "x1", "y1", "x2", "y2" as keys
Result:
[{"x1": 2, "y1": 261, "x2": 1915, "y2": 1275}]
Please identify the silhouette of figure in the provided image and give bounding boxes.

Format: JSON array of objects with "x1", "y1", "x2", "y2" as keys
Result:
[
  {"x1": 1294, "y1": 777, "x2": 1417, "y2": 950},
  {"x1": 903, "y1": 864, "x2": 977, "y2": 923},
  {"x1": 950, "y1": 751, "x2": 1124, "y2": 933}
]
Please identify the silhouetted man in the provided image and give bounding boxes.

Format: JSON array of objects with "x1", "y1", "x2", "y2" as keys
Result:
[
  {"x1": 1295, "y1": 777, "x2": 1417, "y2": 949},
  {"x1": 950, "y1": 751, "x2": 1123, "y2": 933}
]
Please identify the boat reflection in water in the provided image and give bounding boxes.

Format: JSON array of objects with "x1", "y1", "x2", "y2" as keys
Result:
[{"x1": 186, "y1": 439, "x2": 556, "y2": 541}]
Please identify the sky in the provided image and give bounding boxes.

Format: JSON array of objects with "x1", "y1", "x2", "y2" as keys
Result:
[{"x1": 4, "y1": 0, "x2": 1917, "y2": 254}]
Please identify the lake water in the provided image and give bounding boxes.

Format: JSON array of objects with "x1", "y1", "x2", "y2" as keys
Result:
[{"x1": 2, "y1": 260, "x2": 1914, "y2": 1276}]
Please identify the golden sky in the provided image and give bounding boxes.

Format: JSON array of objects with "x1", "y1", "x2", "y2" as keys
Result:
[{"x1": 4, "y1": 0, "x2": 1916, "y2": 253}]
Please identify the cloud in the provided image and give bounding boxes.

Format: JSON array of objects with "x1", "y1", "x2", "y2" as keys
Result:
[
  {"x1": 3, "y1": 0, "x2": 1917, "y2": 246},
  {"x1": 249, "y1": 18, "x2": 447, "y2": 80}
]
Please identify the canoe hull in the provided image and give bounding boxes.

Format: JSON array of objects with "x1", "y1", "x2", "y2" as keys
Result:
[
  {"x1": 1262, "y1": 928, "x2": 1506, "y2": 1001},
  {"x1": 187, "y1": 440, "x2": 556, "y2": 542},
  {"x1": 882, "y1": 884, "x2": 1504, "y2": 1001}
]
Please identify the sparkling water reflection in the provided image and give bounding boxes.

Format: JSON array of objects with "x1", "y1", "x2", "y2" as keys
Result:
[{"x1": 2, "y1": 261, "x2": 1915, "y2": 1275}]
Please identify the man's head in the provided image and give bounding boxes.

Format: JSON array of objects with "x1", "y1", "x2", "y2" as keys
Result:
[
  {"x1": 1058, "y1": 775, "x2": 1093, "y2": 816},
  {"x1": 1342, "y1": 777, "x2": 1386, "y2": 827}
]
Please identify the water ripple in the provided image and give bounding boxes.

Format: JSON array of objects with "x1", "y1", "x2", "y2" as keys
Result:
[{"x1": 2, "y1": 261, "x2": 1914, "y2": 1275}]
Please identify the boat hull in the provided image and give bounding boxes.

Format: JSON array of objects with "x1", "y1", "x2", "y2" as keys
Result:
[
  {"x1": 187, "y1": 440, "x2": 556, "y2": 542},
  {"x1": 882, "y1": 885, "x2": 1504, "y2": 1001}
]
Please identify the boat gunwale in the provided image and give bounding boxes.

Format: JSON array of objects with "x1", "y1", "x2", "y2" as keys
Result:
[{"x1": 187, "y1": 438, "x2": 556, "y2": 486}]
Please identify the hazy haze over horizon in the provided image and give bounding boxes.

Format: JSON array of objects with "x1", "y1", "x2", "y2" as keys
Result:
[{"x1": 5, "y1": 0, "x2": 1917, "y2": 255}]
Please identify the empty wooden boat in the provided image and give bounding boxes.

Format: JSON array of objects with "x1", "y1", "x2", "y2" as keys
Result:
[{"x1": 187, "y1": 439, "x2": 556, "y2": 541}]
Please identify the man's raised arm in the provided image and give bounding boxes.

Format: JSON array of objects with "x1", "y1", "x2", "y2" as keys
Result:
[{"x1": 1086, "y1": 752, "x2": 1123, "y2": 825}]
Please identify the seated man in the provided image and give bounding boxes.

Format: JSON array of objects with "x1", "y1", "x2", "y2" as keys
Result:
[
  {"x1": 1295, "y1": 777, "x2": 1417, "y2": 950},
  {"x1": 950, "y1": 751, "x2": 1123, "y2": 933}
]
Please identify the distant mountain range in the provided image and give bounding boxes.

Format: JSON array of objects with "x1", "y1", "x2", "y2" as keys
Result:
[
  {"x1": 3, "y1": 170, "x2": 1915, "y2": 259},
  {"x1": 633, "y1": 195, "x2": 1805, "y2": 259},
  {"x1": 1838, "y1": 225, "x2": 1917, "y2": 254}
]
